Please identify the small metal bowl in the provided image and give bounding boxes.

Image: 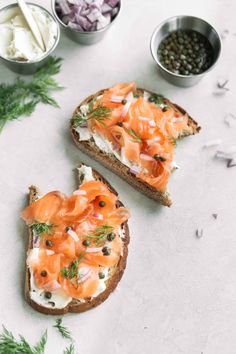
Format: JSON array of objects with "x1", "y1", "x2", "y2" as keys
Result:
[
  {"x1": 150, "y1": 15, "x2": 222, "y2": 87},
  {"x1": 0, "y1": 2, "x2": 60, "y2": 75},
  {"x1": 51, "y1": 0, "x2": 121, "y2": 45}
]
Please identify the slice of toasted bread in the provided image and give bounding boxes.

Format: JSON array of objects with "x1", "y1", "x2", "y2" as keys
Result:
[
  {"x1": 25, "y1": 165, "x2": 130, "y2": 315},
  {"x1": 70, "y1": 88, "x2": 201, "y2": 207}
]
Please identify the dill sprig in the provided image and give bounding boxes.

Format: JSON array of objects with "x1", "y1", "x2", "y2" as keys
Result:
[
  {"x1": 61, "y1": 252, "x2": 84, "y2": 279},
  {"x1": 0, "y1": 326, "x2": 47, "y2": 354},
  {"x1": 88, "y1": 105, "x2": 113, "y2": 126},
  {"x1": 31, "y1": 223, "x2": 54, "y2": 236},
  {"x1": 0, "y1": 56, "x2": 63, "y2": 133},
  {"x1": 85, "y1": 225, "x2": 114, "y2": 246},
  {"x1": 54, "y1": 319, "x2": 73, "y2": 341},
  {"x1": 124, "y1": 127, "x2": 142, "y2": 143},
  {"x1": 64, "y1": 344, "x2": 76, "y2": 354},
  {"x1": 71, "y1": 113, "x2": 86, "y2": 127}
]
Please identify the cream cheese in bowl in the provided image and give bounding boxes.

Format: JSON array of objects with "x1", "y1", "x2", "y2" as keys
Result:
[{"x1": 0, "y1": 5, "x2": 57, "y2": 62}]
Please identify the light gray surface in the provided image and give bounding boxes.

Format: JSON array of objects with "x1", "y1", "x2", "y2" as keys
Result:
[{"x1": 0, "y1": 0, "x2": 236, "y2": 353}]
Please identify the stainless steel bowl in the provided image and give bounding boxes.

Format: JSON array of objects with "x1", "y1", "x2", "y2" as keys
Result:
[
  {"x1": 0, "y1": 2, "x2": 60, "y2": 75},
  {"x1": 150, "y1": 15, "x2": 222, "y2": 87},
  {"x1": 51, "y1": 0, "x2": 121, "y2": 45}
]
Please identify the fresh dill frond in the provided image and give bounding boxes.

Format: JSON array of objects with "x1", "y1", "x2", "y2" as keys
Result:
[
  {"x1": 0, "y1": 326, "x2": 47, "y2": 354},
  {"x1": 71, "y1": 113, "x2": 87, "y2": 127},
  {"x1": 31, "y1": 223, "x2": 54, "y2": 236},
  {"x1": 124, "y1": 127, "x2": 142, "y2": 143},
  {"x1": 0, "y1": 56, "x2": 63, "y2": 133},
  {"x1": 54, "y1": 319, "x2": 73, "y2": 341},
  {"x1": 64, "y1": 343, "x2": 76, "y2": 354},
  {"x1": 88, "y1": 105, "x2": 113, "y2": 126},
  {"x1": 60, "y1": 252, "x2": 84, "y2": 279},
  {"x1": 85, "y1": 225, "x2": 114, "y2": 246}
]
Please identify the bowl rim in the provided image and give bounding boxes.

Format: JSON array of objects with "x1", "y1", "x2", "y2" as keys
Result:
[
  {"x1": 51, "y1": 0, "x2": 122, "y2": 35},
  {"x1": 150, "y1": 15, "x2": 222, "y2": 79},
  {"x1": 0, "y1": 2, "x2": 60, "y2": 65}
]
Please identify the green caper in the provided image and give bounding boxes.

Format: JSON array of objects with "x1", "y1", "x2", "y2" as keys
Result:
[
  {"x1": 102, "y1": 247, "x2": 111, "y2": 256},
  {"x1": 82, "y1": 240, "x2": 90, "y2": 247},
  {"x1": 99, "y1": 200, "x2": 106, "y2": 207},
  {"x1": 99, "y1": 272, "x2": 105, "y2": 279},
  {"x1": 122, "y1": 99, "x2": 127, "y2": 105},
  {"x1": 40, "y1": 270, "x2": 47, "y2": 277},
  {"x1": 153, "y1": 154, "x2": 166, "y2": 162},
  {"x1": 44, "y1": 291, "x2": 52, "y2": 299},
  {"x1": 45, "y1": 240, "x2": 52, "y2": 247},
  {"x1": 107, "y1": 232, "x2": 116, "y2": 242}
]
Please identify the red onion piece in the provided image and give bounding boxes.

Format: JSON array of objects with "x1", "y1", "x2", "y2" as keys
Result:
[
  {"x1": 111, "y1": 95, "x2": 123, "y2": 103},
  {"x1": 106, "y1": 0, "x2": 120, "y2": 7},
  {"x1": 77, "y1": 267, "x2": 92, "y2": 284},
  {"x1": 73, "y1": 189, "x2": 87, "y2": 195},
  {"x1": 44, "y1": 280, "x2": 61, "y2": 292},
  {"x1": 86, "y1": 247, "x2": 103, "y2": 253},
  {"x1": 93, "y1": 213, "x2": 103, "y2": 220},
  {"x1": 130, "y1": 165, "x2": 140, "y2": 175},
  {"x1": 140, "y1": 154, "x2": 154, "y2": 161},
  {"x1": 149, "y1": 120, "x2": 156, "y2": 127}
]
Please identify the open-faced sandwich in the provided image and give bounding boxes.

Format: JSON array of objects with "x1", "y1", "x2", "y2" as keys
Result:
[
  {"x1": 21, "y1": 164, "x2": 130, "y2": 315},
  {"x1": 71, "y1": 82, "x2": 201, "y2": 206}
]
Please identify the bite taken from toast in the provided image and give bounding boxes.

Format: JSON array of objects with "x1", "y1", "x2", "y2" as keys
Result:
[
  {"x1": 70, "y1": 82, "x2": 201, "y2": 206},
  {"x1": 21, "y1": 164, "x2": 130, "y2": 315}
]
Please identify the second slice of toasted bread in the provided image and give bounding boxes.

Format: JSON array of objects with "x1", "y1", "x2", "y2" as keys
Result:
[{"x1": 25, "y1": 165, "x2": 130, "y2": 315}]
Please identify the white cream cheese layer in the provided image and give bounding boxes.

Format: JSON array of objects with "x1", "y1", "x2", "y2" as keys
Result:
[
  {"x1": 0, "y1": 6, "x2": 57, "y2": 61},
  {"x1": 28, "y1": 165, "x2": 123, "y2": 308},
  {"x1": 28, "y1": 248, "x2": 72, "y2": 309}
]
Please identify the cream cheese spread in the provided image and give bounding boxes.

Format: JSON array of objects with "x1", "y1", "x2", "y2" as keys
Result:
[{"x1": 0, "y1": 5, "x2": 57, "y2": 61}]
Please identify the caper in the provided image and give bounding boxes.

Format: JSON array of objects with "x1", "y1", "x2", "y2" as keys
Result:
[
  {"x1": 40, "y1": 270, "x2": 47, "y2": 277},
  {"x1": 45, "y1": 240, "x2": 52, "y2": 247},
  {"x1": 44, "y1": 291, "x2": 52, "y2": 299},
  {"x1": 154, "y1": 154, "x2": 166, "y2": 162},
  {"x1": 122, "y1": 99, "x2": 127, "y2": 105},
  {"x1": 99, "y1": 200, "x2": 106, "y2": 207},
  {"x1": 107, "y1": 232, "x2": 116, "y2": 242},
  {"x1": 65, "y1": 226, "x2": 72, "y2": 232},
  {"x1": 116, "y1": 121, "x2": 123, "y2": 127},
  {"x1": 82, "y1": 240, "x2": 90, "y2": 247},
  {"x1": 99, "y1": 272, "x2": 105, "y2": 279},
  {"x1": 102, "y1": 247, "x2": 111, "y2": 256}
]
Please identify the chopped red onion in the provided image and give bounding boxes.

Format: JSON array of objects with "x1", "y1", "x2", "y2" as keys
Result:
[
  {"x1": 44, "y1": 280, "x2": 61, "y2": 291},
  {"x1": 149, "y1": 120, "x2": 156, "y2": 127},
  {"x1": 140, "y1": 154, "x2": 154, "y2": 161},
  {"x1": 56, "y1": 0, "x2": 120, "y2": 32},
  {"x1": 86, "y1": 246, "x2": 103, "y2": 253},
  {"x1": 106, "y1": 0, "x2": 120, "y2": 7},
  {"x1": 121, "y1": 101, "x2": 131, "y2": 117},
  {"x1": 33, "y1": 235, "x2": 39, "y2": 247},
  {"x1": 77, "y1": 267, "x2": 92, "y2": 284},
  {"x1": 139, "y1": 116, "x2": 150, "y2": 121},
  {"x1": 46, "y1": 250, "x2": 55, "y2": 256},
  {"x1": 111, "y1": 95, "x2": 123, "y2": 103},
  {"x1": 73, "y1": 189, "x2": 87, "y2": 195},
  {"x1": 130, "y1": 165, "x2": 140, "y2": 175},
  {"x1": 93, "y1": 212, "x2": 103, "y2": 220},
  {"x1": 101, "y1": 3, "x2": 112, "y2": 13},
  {"x1": 67, "y1": 229, "x2": 79, "y2": 242},
  {"x1": 59, "y1": 0, "x2": 71, "y2": 15}
]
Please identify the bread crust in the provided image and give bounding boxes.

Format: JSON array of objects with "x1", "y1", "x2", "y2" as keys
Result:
[
  {"x1": 70, "y1": 88, "x2": 201, "y2": 207},
  {"x1": 25, "y1": 166, "x2": 130, "y2": 315}
]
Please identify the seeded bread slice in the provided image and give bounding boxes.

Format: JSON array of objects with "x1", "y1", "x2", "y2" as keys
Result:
[
  {"x1": 25, "y1": 164, "x2": 130, "y2": 315},
  {"x1": 70, "y1": 88, "x2": 201, "y2": 207}
]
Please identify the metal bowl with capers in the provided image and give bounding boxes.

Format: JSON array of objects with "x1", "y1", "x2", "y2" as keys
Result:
[{"x1": 150, "y1": 15, "x2": 222, "y2": 87}]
